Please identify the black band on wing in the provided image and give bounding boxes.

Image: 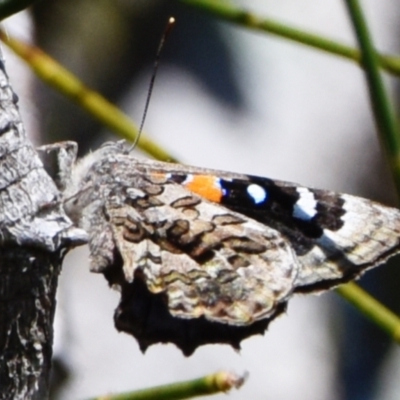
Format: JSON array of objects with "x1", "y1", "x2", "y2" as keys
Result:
[{"x1": 218, "y1": 176, "x2": 345, "y2": 255}]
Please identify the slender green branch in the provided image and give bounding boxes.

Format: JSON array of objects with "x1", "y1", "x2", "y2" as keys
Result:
[
  {"x1": 89, "y1": 371, "x2": 246, "y2": 400},
  {"x1": 178, "y1": 0, "x2": 400, "y2": 76},
  {"x1": 331, "y1": 0, "x2": 400, "y2": 341},
  {"x1": 0, "y1": 29, "x2": 178, "y2": 162},
  {"x1": 0, "y1": 0, "x2": 39, "y2": 20},
  {"x1": 344, "y1": 0, "x2": 400, "y2": 195},
  {"x1": 336, "y1": 282, "x2": 400, "y2": 342}
]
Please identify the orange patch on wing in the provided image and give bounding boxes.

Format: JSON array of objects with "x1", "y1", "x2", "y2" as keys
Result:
[{"x1": 184, "y1": 175, "x2": 223, "y2": 203}]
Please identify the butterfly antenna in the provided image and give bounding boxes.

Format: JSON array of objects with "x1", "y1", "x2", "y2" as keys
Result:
[{"x1": 130, "y1": 17, "x2": 176, "y2": 152}]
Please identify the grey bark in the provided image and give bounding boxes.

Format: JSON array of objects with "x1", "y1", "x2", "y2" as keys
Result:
[{"x1": 0, "y1": 53, "x2": 87, "y2": 398}]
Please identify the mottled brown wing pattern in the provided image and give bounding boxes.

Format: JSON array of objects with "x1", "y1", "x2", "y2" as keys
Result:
[{"x1": 107, "y1": 177, "x2": 299, "y2": 325}]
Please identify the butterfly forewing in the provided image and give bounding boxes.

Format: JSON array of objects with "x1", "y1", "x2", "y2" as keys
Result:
[{"x1": 161, "y1": 169, "x2": 400, "y2": 292}]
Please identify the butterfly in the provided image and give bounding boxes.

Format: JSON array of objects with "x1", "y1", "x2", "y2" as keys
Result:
[{"x1": 39, "y1": 140, "x2": 400, "y2": 355}]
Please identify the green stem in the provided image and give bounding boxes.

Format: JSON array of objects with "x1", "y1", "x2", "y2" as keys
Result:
[
  {"x1": 333, "y1": 0, "x2": 400, "y2": 342},
  {"x1": 88, "y1": 371, "x2": 246, "y2": 400},
  {"x1": 344, "y1": 0, "x2": 400, "y2": 195},
  {"x1": 0, "y1": 29, "x2": 178, "y2": 162},
  {"x1": 178, "y1": 0, "x2": 400, "y2": 76},
  {"x1": 337, "y1": 282, "x2": 400, "y2": 343}
]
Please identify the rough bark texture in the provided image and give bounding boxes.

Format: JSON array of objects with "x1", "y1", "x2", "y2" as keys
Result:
[{"x1": 0, "y1": 53, "x2": 87, "y2": 398}]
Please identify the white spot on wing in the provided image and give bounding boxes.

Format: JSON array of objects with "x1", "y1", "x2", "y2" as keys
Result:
[
  {"x1": 247, "y1": 184, "x2": 267, "y2": 204},
  {"x1": 293, "y1": 187, "x2": 317, "y2": 220}
]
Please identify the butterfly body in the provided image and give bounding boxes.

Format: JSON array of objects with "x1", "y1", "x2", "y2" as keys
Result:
[{"x1": 51, "y1": 140, "x2": 400, "y2": 354}]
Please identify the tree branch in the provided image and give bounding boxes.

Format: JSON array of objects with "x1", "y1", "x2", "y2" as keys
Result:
[{"x1": 0, "y1": 50, "x2": 87, "y2": 399}]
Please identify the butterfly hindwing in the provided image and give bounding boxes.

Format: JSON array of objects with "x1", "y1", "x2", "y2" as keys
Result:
[{"x1": 106, "y1": 173, "x2": 299, "y2": 325}]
